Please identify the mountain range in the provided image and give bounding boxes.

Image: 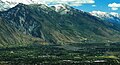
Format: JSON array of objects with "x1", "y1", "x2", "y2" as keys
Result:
[
  {"x1": 90, "y1": 11, "x2": 120, "y2": 32},
  {"x1": 90, "y1": 11, "x2": 120, "y2": 23},
  {"x1": 0, "y1": 2, "x2": 120, "y2": 47},
  {"x1": 0, "y1": 0, "x2": 46, "y2": 11}
]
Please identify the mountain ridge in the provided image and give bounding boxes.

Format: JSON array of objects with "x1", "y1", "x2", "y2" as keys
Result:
[
  {"x1": 0, "y1": 0, "x2": 44, "y2": 11},
  {"x1": 90, "y1": 11, "x2": 120, "y2": 23},
  {"x1": 0, "y1": 4, "x2": 120, "y2": 47}
]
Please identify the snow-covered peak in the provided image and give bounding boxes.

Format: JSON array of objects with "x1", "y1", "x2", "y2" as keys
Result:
[
  {"x1": 51, "y1": 4, "x2": 67, "y2": 11},
  {"x1": 1, "y1": 0, "x2": 42, "y2": 4},
  {"x1": 90, "y1": 11, "x2": 111, "y2": 18},
  {"x1": 0, "y1": 0, "x2": 44, "y2": 11},
  {"x1": 91, "y1": 11, "x2": 107, "y2": 15},
  {"x1": 110, "y1": 12, "x2": 120, "y2": 18},
  {"x1": 50, "y1": 4, "x2": 72, "y2": 12},
  {"x1": 90, "y1": 11, "x2": 120, "y2": 23},
  {"x1": 90, "y1": 11, "x2": 120, "y2": 18},
  {"x1": 50, "y1": 4, "x2": 73, "y2": 15}
]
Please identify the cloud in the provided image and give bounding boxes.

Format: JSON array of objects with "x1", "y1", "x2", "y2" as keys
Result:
[
  {"x1": 108, "y1": 3, "x2": 120, "y2": 10},
  {"x1": 111, "y1": 7, "x2": 118, "y2": 10},
  {"x1": 35, "y1": 0, "x2": 95, "y2": 6},
  {"x1": 108, "y1": 3, "x2": 120, "y2": 7},
  {"x1": 1, "y1": 0, "x2": 95, "y2": 6},
  {"x1": 92, "y1": 5, "x2": 96, "y2": 7}
]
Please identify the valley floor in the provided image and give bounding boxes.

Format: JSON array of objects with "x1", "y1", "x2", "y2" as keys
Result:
[{"x1": 0, "y1": 43, "x2": 120, "y2": 65}]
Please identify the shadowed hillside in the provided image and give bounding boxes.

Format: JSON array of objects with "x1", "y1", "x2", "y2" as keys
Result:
[{"x1": 0, "y1": 3, "x2": 120, "y2": 46}]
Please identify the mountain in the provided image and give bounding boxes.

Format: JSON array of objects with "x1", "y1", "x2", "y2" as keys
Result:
[
  {"x1": 1, "y1": 3, "x2": 120, "y2": 47},
  {"x1": 90, "y1": 11, "x2": 120, "y2": 23},
  {"x1": 0, "y1": 17, "x2": 47, "y2": 48},
  {"x1": 90, "y1": 11, "x2": 120, "y2": 31},
  {"x1": 0, "y1": 17, "x2": 35, "y2": 47},
  {"x1": 110, "y1": 12, "x2": 120, "y2": 18},
  {"x1": 50, "y1": 4, "x2": 73, "y2": 14},
  {"x1": 0, "y1": 0, "x2": 44, "y2": 11}
]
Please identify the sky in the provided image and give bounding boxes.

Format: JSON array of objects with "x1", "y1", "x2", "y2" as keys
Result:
[
  {"x1": 42, "y1": 0, "x2": 120, "y2": 14},
  {"x1": 1, "y1": 0, "x2": 120, "y2": 14},
  {"x1": 72, "y1": 0, "x2": 120, "y2": 14}
]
